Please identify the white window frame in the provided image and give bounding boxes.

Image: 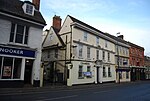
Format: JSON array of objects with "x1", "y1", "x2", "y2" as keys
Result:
[
  {"x1": 103, "y1": 51, "x2": 105, "y2": 60},
  {"x1": 79, "y1": 44, "x2": 83, "y2": 58},
  {"x1": 87, "y1": 47, "x2": 90, "y2": 59},
  {"x1": 78, "y1": 65, "x2": 83, "y2": 78},
  {"x1": 96, "y1": 36, "x2": 99, "y2": 45},
  {"x1": 26, "y1": 4, "x2": 34, "y2": 15},
  {"x1": 9, "y1": 23, "x2": 29, "y2": 45},
  {"x1": 108, "y1": 67, "x2": 112, "y2": 77},
  {"x1": 108, "y1": 52, "x2": 110, "y2": 62},
  {"x1": 84, "y1": 32, "x2": 87, "y2": 41},
  {"x1": 96, "y1": 50, "x2": 99, "y2": 60}
]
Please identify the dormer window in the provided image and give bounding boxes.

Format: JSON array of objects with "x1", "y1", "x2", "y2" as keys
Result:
[
  {"x1": 22, "y1": 2, "x2": 34, "y2": 16},
  {"x1": 26, "y1": 4, "x2": 33, "y2": 15}
]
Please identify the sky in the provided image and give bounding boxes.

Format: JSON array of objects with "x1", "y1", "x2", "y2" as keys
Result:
[{"x1": 25, "y1": 0, "x2": 150, "y2": 56}]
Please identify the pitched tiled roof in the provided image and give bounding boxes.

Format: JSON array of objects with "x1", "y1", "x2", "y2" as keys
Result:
[
  {"x1": 128, "y1": 41, "x2": 144, "y2": 50},
  {"x1": 68, "y1": 15, "x2": 105, "y2": 35},
  {"x1": 52, "y1": 26, "x2": 65, "y2": 47},
  {"x1": 0, "y1": 0, "x2": 46, "y2": 25},
  {"x1": 68, "y1": 15, "x2": 129, "y2": 46}
]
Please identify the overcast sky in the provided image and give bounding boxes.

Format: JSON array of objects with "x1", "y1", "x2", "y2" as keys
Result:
[{"x1": 25, "y1": 0, "x2": 150, "y2": 56}]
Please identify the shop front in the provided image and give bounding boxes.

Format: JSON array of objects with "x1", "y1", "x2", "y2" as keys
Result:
[
  {"x1": 0, "y1": 46, "x2": 36, "y2": 87},
  {"x1": 116, "y1": 67, "x2": 131, "y2": 83},
  {"x1": 130, "y1": 67, "x2": 146, "y2": 81}
]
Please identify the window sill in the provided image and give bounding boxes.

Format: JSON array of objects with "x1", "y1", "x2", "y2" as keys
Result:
[
  {"x1": 86, "y1": 77, "x2": 92, "y2": 79},
  {"x1": 8, "y1": 43, "x2": 29, "y2": 48},
  {"x1": 78, "y1": 77, "x2": 84, "y2": 79},
  {"x1": 78, "y1": 57, "x2": 83, "y2": 59}
]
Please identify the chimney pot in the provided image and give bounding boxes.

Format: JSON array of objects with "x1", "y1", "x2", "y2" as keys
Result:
[
  {"x1": 118, "y1": 35, "x2": 124, "y2": 39},
  {"x1": 32, "y1": 0, "x2": 40, "y2": 10},
  {"x1": 53, "y1": 15, "x2": 62, "y2": 30}
]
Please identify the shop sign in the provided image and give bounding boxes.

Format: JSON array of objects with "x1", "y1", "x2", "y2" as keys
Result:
[
  {"x1": 84, "y1": 72, "x2": 92, "y2": 76},
  {"x1": 0, "y1": 46, "x2": 35, "y2": 58}
]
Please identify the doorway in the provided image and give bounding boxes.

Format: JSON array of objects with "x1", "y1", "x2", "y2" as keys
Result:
[
  {"x1": 24, "y1": 59, "x2": 33, "y2": 84},
  {"x1": 97, "y1": 67, "x2": 99, "y2": 83}
]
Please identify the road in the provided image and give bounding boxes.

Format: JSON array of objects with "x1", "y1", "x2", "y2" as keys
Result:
[{"x1": 0, "y1": 81, "x2": 150, "y2": 101}]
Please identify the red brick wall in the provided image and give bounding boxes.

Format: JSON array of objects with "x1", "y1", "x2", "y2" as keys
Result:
[{"x1": 129, "y1": 46, "x2": 144, "y2": 66}]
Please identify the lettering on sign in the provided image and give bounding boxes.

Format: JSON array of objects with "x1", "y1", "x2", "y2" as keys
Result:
[
  {"x1": 0, "y1": 46, "x2": 35, "y2": 58},
  {"x1": 0, "y1": 48, "x2": 23, "y2": 55}
]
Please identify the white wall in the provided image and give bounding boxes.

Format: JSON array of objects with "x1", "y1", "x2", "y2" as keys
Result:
[
  {"x1": 0, "y1": 19, "x2": 11, "y2": 44},
  {"x1": 0, "y1": 18, "x2": 43, "y2": 84}
]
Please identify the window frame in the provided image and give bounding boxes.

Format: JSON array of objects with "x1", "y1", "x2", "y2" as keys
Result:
[
  {"x1": 108, "y1": 52, "x2": 110, "y2": 62},
  {"x1": 102, "y1": 51, "x2": 105, "y2": 60},
  {"x1": 9, "y1": 23, "x2": 29, "y2": 45},
  {"x1": 87, "y1": 47, "x2": 90, "y2": 59},
  {"x1": 108, "y1": 67, "x2": 112, "y2": 77},
  {"x1": 78, "y1": 65, "x2": 83, "y2": 78},
  {"x1": 96, "y1": 50, "x2": 99, "y2": 60},
  {"x1": 79, "y1": 44, "x2": 83, "y2": 58},
  {"x1": 26, "y1": 4, "x2": 34, "y2": 15},
  {"x1": 126, "y1": 71, "x2": 129, "y2": 79},
  {"x1": 84, "y1": 32, "x2": 87, "y2": 41},
  {"x1": 96, "y1": 36, "x2": 99, "y2": 45},
  {"x1": 0, "y1": 56, "x2": 22, "y2": 79},
  {"x1": 103, "y1": 66, "x2": 106, "y2": 77}
]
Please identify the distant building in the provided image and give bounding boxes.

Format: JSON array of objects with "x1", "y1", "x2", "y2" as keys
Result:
[
  {"x1": 0, "y1": 0, "x2": 46, "y2": 87},
  {"x1": 114, "y1": 35, "x2": 130, "y2": 83},
  {"x1": 43, "y1": 15, "x2": 117, "y2": 86},
  {"x1": 42, "y1": 15, "x2": 65, "y2": 84},
  {"x1": 128, "y1": 42, "x2": 145, "y2": 81},
  {"x1": 144, "y1": 56, "x2": 150, "y2": 79}
]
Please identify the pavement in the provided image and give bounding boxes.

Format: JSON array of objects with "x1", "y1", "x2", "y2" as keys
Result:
[{"x1": 0, "y1": 81, "x2": 145, "y2": 95}]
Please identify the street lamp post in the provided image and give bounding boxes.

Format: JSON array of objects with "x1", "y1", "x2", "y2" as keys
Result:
[{"x1": 116, "y1": 32, "x2": 120, "y2": 83}]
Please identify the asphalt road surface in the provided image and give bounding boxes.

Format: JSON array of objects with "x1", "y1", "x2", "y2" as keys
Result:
[{"x1": 0, "y1": 81, "x2": 150, "y2": 101}]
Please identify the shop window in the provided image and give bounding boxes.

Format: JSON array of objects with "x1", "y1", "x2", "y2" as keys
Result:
[
  {"x1": 13, "y1": 58, "x2": 22, "y2": 79},
  {"x1": 0, "y1": 57, "x2": 22, "y2": 79},
  {"x1": 78, "y1": 65, "x2": 83, "y2": 78},
  {"x1": 108, "y1": 67, "x2": 112, "y2": 77},
  {"x1": 87, "y1": 66, "x2": 90, "y2": 72},
  {"x1": 103, "y1": 66, "x2": 106, "y2": 77},
  {"x1": 9, "y1": 23, "x2": 29, "y2": 45},
  {"x1": 2, "y1": 57, "x2": 13, "y2": 79}
]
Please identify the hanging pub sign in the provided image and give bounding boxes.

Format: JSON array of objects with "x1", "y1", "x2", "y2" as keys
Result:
[{"x1": 0, "y1": 46, "x2": 35, "y2": 58}]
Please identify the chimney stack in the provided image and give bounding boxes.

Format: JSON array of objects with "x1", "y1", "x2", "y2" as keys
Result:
[
  {"x1": 118, "y1": 35, "x2": 124, "y2": 39},
  {"x1": 32, "y1": 0, "x2": 40, "y2": 10},
  {"x1": 53, "y1": 15, "x2": 62, "y2": 30}
]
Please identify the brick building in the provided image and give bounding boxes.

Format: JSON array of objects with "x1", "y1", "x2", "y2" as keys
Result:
[
  {"x1": 144, "y1": 56, "x2": 150, "y2": 79},
  {"x1": 128, "y1": 42, "x2": 145, "y2": 81}
]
